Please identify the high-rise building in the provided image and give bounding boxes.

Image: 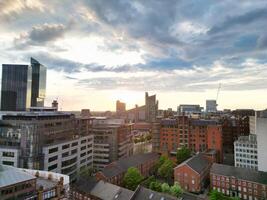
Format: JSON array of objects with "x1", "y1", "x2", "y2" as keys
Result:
[
  {"x1": 206, "y1": 100, "x2": 217, "y2": 113},
  {"x1": 177, "y1": 104, "x2": 202, "y2": 116},
  {"x1": 116, "y1": 100, "x2": 126, "y2": 117},
  {"x1": 145, "y1": 92, "x2": 158, "y2": 122},
  {"x1": 30, "y1": 58, "x2": 46, "y2": 107},
  {"x1": 0, "y1": 64, "x2": 32, "y2": 111}
]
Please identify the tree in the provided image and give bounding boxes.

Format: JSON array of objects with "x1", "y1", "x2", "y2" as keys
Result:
[
  {"x1": 123, "y1": 167, "x2": 144, "y2": 190},
  {"x1": 170, "y1": 182, "x2": 183, "y2": 197},
  {"x1": 161, "y1": 183, "x2": 170, "y2": 193},
  {"x1": 209, "y1": 190, "x2": 240, "y2": 200},
  {"x1": 176, "y1": 146, "x2": 191, "y2": 164},
  {"x1": 157, "y1": 159, "x2": 174, "y2": 181},
  {"x1": 149, "y1": 181, "x2": 162, "y2": 192},
  {"x1": 142, "y1": 176, "x2": 156, "y2": 188},
  {"x1": 79, "y1": 167, "x2": 94, "y2": 179}
]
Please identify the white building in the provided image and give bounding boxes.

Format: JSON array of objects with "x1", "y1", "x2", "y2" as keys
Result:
[
  {"x1": 0, "y1": 147, "x2": 20, "y2": 167},
  {"x1": 43, "y1": 135, "x2": 93, "y2": 181},
  {"x1": 206, "y1": 100, "x2": 217, "y2": 113},
  {"x1": 256, "y1": 117, "x2": 267, "y2": 172},
  {"x1": 234, "y1": 134, "x2": 258, "y2": 170}
]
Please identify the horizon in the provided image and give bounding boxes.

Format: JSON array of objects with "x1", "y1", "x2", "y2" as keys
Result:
[{"x1": 0, "y1": 0, "x2": 267, "y2": 111}]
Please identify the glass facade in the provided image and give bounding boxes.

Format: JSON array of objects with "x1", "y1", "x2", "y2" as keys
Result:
[
  {"x1": 31, "y1": 57, "x2": 47, "y2": 107},
  {"x1": 0, "y1": 64, "x2": 32, "y2": 111}
]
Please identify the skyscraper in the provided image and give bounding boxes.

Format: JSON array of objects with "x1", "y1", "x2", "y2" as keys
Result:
[
  {"x1": 145, "y1": 92, "x2": 158, "y2": 122},
  {"x1": 0, "y1": 64, "x2": 32, "y2": 111},
  {"x1": 30, "y1": 57, "x2": 46, "y2": 107}
]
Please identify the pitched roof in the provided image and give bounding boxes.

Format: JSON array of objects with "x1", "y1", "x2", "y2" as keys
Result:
[
  {"x1": 0, "y1": 165, "x2": 36, "y2": 188},
  {"x1": 130, "y1": 186, "x2": 178, "y2": 200},
  {"x1": 102, "y1": 153, "x2": 159, "y2": 178},
  {"x1": 175, "y1": 154, "x2": 210, "y2": 174},
  {"x1": 211, "y1": 163, "x2": 267, "y2": 185}
]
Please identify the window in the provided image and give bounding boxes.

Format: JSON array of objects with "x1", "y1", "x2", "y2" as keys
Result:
[
  {"x1": 62, "y1": 152, "x2": 69, "y2": 158},
  {"x1": 49, "y1": 147, "x2": 58, "y2": 154},
  {"x1": 2, "y1": 152, "x2": 15, "y2": 157},
  {"x1": 71, "y1": 149, "x2": 77, "y2": 155},
  {"x1": 62, "y1": 144, "x2": 70, "y2": 150},
  {"x1": 2, "y1": 161, "x2": 14, "y2": 166},
  {"x1": 48, "y1": 164, "x2": 57, "y2": 171},
  {"x1": 48, "y1": 155, "x2": 58, "y2": 162},
  {"x1": 72, "y1": 142, "x2": 78, "y2": 147}
]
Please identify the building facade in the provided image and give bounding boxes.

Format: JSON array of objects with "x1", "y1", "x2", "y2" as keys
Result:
[
  {"x1": 234, "y1": 134, "x2": 258, "y2": 170},
  {"x1": 206, "y1": 100, "x2": 217, "y2": 113},
  {"x1": 145, "y1": 92, "x2": 158, "y2": 122},
  {"x1": 210, "y1": 163, "x2": 267, "y2": 200},
  {"x1": 0, "y1": 64, "x2": 32, "y2": 111},
  {"x1": 30, "y1": 58, "x2": 46, "y2": 107}
]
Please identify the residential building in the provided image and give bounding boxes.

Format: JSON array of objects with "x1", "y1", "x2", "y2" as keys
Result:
[
  {"x1": 234, "y1": 134, "x2": 258, "y2": 170},
  {"x1": 30, "y1": 57, "x2": 46, "y2": 107},
  {"x1": 177, "y1": 104, "x2": 202, "y2": 116},
  {"x1": 91, "y1": 118, "x2": 134, "y2": 169},
  {"x1": 0, "y1": 64, "x2": 32, "y2": 111},
  {"x1": 70, "y1": 178, "x2": 133, "y2": 200},
  {"x1": 0, "y1": 164, "x2": 69, "y2": 200},
  {"x1": 206, "y1": 100, "x2": 217, "y2": 113},
  {"x1": 152, "y1": 122, "x2": 161, "y2": 153},
  {"x1": 160, "y1": 116, "x2": 189, "y2": 155},
  {"x1": 174, "y1": 154, "x2": 212, "y2": 193},
  {"x1": 210, "y1": 163, "x2": 267, "y2": 200},
  {"x1": 95, "y1": 153, "x2": 159, "y2": 186}
]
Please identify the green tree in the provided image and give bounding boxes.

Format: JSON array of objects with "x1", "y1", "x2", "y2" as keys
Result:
[
  {"x1": 209, "y1": 190, "x2": 224, "y2": 200},
  {"x1": 142, "y1": 176, "x2": 156, "y2": 188},
  {"x1": 149, "y1": 181, "x2": 162, "y2": 192},
  {"x1": 123, "y1": 167, "x2": 144, "y2": 190},
  {"x1": 176, "y1": 146, "x2": 191, "y2": 164},
  {"x1": 78, "y1": 167, "x2": 94, "y2": 179},
  {"x1": 170, "y1": 182, "x2": 183, "y2": 197},
  {"x1": 161, "y1": 183, "x2": 170, "y2": 193},
  {"x1": 157, "y1": 159, "x2": 174, "y2": 180}
]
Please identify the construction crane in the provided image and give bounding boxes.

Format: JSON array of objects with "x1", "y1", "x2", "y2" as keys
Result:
[{"x1": 216, "y1": 83, "x2": 221, "y2": 102}]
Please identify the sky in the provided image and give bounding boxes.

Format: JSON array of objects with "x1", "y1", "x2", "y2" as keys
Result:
[{"x1": 0, "y1": 0, "x2": 267, "y2": 111}]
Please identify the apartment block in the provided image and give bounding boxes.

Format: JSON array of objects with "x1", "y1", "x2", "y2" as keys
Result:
[
  {"x1": 210, "y1": 163, "x2": 267, "y2": 200},
  {"x1": 234, "y1": 134, "x2": 258, "y2": 170}
]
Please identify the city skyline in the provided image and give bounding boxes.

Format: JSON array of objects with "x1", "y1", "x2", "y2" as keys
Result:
[{"x1": 0, "y1": 0, "x2": 267, "y2": 111}]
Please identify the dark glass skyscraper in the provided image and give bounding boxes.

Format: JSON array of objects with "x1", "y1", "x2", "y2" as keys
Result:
[
  {"x1": 30, "y1": 58, "x2": 46, "y2": 107},
  {"x1": 0, "y1": 64, "x2": 32, "y2": 111}
]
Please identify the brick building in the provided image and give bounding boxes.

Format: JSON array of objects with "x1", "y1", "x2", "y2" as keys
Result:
[
  {"x1": 210, "y1": 163, "x2": 267, "y2": 200},
  {"x1": 95, "y1": 153, "x2": 159, "y2": 186},
  {"x1": 174, "y1": 154, "x2": 212, "y2": 193}
]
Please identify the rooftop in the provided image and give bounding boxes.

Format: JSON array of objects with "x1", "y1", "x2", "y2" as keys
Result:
[
  {"x1": 0, "y1": 165, "x2": 36, "y2": 188},
  {"x1": 101, "y1": 153, "x2": 159, "y2": 178},
  {"x1": 190, "y1": 119, "x2": 218, "y2": 126},
  {"x1": 175, "y1": 154, "x2": 210, "y2": 174},
  {"x1": 211, "y1": 163, "x2": 267, "y2": 185}
]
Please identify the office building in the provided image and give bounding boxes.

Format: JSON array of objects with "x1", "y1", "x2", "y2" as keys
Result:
[
  {"x1": 210, "y1": 163, "x2": 267, "y2": 200},
  {"x1": 30, "y1": 58, "x2": 46, "y2": 107},
  {"x1": 234, "y1": 134, "x2": 258, "y2": 170},
  {"x1": 177, "y1": 104, "x2": 202, "y2": 116},
  {"x1": 91, "y1": 118, "x2": 134, "y2": 170},
  {"x1": 206, "y1": 100, "x2": 217, "y2": 113},
  {"x1": 0, "y1": 64, "x2": 32, "y2": 111},
  {"x1": 0, "y1": 165, "x2": 69, "y2": 200}
]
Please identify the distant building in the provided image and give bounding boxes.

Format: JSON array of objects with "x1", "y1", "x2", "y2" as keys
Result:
[
  {"x1": 177, "y1": 104, "x2": 202, "y2": 116},
  {"x1": 174, "y1": 154, "x2": 212, "y2": 193},
  {"x1": 234, "y1": 134, "x2": 258, "y2": 170},
  {"x1": 206, "y1": 100, "x2": 217, "y2": 113},
  {"x1": 210, "y1": 163, "x2": 267, "y2": 200},
  {"x1": 116, "y1": 100, "x2": 126, "y2": 117},
  {"x1": 30, "y1": 58, "x2": 46, "y2": 107},
  {"x1": 81, "y1": 109, "x2": 91, "y2": 117},
  {"x1": 95, "y1": 153, "x2": 159, "y2": 186},
  {"x1": 0, "y1": 165, "x2": 69, "y2": 200},
  {"x1": 0, "y1": 64, "x2": 32, "y2": 111},
  {"x1": 52, "y1": 100, "x2": 59, "y2": 111},
  {"x1": 145, "y1": 92, "x2": 158, "y2": 122}
]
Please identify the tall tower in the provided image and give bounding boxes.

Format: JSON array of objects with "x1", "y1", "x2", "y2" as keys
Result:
[
  {"x1": 0, "y1": 64, "x2": 32, "y2": 111},
  {"x1": 31, "y1": 58, "x2": 47, "y2": 107},
  {"x1": 145, "y1": 92, "x2": 158, "y2": 122}
]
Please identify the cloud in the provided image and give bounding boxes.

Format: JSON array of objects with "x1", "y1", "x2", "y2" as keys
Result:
[{"x1": 209, "y1": 7, "x2": 267, "y2": 34}]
